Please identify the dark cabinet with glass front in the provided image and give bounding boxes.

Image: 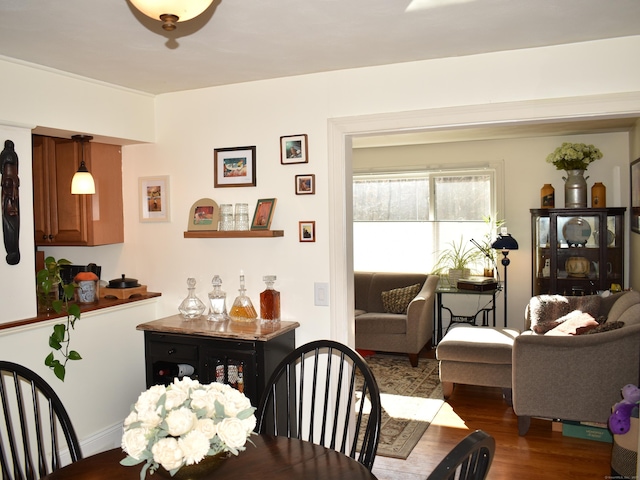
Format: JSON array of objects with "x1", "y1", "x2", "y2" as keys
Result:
[{"x1": 530, "y1": 208, "x2": 626, "y2": 296}]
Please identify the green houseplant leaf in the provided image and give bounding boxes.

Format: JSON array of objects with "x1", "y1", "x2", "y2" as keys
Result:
[{"x1": 38, "y1": 256, "x2": 83, "y2": 381}]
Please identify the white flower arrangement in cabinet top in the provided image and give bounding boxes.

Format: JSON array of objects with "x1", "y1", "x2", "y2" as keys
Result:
[{"x1": 120, "y1": 377, "x2": 256, "y2": 480}]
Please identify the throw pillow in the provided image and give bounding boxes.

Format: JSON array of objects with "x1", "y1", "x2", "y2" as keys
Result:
[
  {"x1": 545, "y1": 312, "x2": 599, "y2": 336},
  {"x1": 584, "y1": 321, "x2": 625, "y2": 335},
  {"x1": 568, "y1": 295, "x2": 602, "y2": 318},
  {"x1": 381, "y1": 283, "x2": 421, "y2": 314},
  {"x1": 528, "y1": 295, "x2": 571, "y2": 331}
]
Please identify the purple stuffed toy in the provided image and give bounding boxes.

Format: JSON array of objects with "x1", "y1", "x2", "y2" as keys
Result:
[{"x1": 609, "y1": 384, "x2": 640, "y2": 435}]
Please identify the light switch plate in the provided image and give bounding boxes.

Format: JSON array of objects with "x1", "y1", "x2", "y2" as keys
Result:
[{"x1": 314, "y1": 282, "x2": 329, "y2": 306}]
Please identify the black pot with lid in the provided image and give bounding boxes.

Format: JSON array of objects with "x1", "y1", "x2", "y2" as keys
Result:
[{"x1": 107, "y1": 274, "x2": 140, "y2": 289}]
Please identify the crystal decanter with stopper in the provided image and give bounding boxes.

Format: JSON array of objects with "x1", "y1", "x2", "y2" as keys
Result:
[
  {"x1": 260, "y1": 275, "x2": 281, "y2": 325},
  {"x1": 178, "y1": 277, "x2": 206, "y2": 319},
  {"x1": 229, "y1": 271, "x2": 257, "y2": 323},
  {"x1": 207, "y1": 275, "x2": 229, "y2": 322}
]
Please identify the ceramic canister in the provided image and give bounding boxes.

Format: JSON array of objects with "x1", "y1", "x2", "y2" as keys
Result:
[{"x1": 591, "y1": 182, "x2": 606, "y2": 208}]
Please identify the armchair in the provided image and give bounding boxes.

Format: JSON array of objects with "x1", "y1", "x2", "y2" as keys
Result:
[{"x1": 512, "y1": 290, "x2": 640, "y2": 435}]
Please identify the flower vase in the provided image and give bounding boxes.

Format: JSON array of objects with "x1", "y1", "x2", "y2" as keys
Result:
[
  {"x1": 156, "y1": 452, "x2": 231, "y2": 480},
  {"x1": 563, "y1": 169, "x2": 588, "y2": 208}
]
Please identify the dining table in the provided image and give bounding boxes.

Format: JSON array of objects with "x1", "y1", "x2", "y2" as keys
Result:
[{"x1": 42, "y1": 434, "x2": 379, "y2": 480}]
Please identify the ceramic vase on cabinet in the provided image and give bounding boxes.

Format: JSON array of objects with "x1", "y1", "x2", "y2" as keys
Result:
[
  {"x1": 563, "y1": 170, "x2": 588, "y2": 208},
  {"x1": 591, "y1": 182, "x2": 606, "y2": 208}
]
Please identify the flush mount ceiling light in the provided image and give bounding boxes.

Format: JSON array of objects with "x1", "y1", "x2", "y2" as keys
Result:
[
  {"x1": 129, "y1": 0, "x2": 214, "y2": 31},
  {"x1": 71, "y1": 135, "x2": 95, "y2": 195}
]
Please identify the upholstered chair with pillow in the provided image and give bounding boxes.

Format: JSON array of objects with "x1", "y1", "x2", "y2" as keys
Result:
[
  {"x1": 513, "y1": 290, "x2": 640, "y2": 435},
  {"x1": 355, "y1": 272, "x2": 439, "y2": 366}
]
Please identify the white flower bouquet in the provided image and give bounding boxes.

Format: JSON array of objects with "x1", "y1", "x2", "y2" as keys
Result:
[
  {"x1": 120, "y1": 377, "x2": 256, "y2": 479},
  {"x1": 545, "y1": 142, "x2": 603, "y2": 171}
]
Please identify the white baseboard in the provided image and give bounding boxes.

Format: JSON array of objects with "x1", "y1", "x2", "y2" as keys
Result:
[{"x1": 62, "y1": 422, "x2": 123, "y2": 465}]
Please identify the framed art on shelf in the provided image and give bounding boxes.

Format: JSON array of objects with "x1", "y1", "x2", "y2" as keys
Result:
[
  {"x1": 295, "y1": 174, "x2": 315, "y2": 195},
  {"x1": 251, "y1": 198, "x2": 277, "y2": 230},
  {"x1": 280, "y1": 134, "x2": 308, "y2": 165},
  {"x1": 139, "y1": 176, "x2": 170, "y2": 222},
  {"x1": 299, "y1": 221, "x2": 315, "y2": 242},
  {"x1": 214, "y1": 146, "x2": 256, "y2": 188},
  {"x1": 187, "y1": 198, "x2": 220, "y2": 231},
  {"x1": 632, "y1": 157, "x2": 640, "y2": 234}
]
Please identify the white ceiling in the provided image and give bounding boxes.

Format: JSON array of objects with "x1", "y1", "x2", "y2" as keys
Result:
[
  {"x1": 1, "y1": 1, "x2": 639, "y2": 145},
  {"x1": 1, "y1": 0, "x2": 640, "y2": 95}
]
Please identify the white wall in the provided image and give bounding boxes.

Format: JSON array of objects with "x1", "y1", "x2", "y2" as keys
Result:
[{"x1": 0, "y1": 36, "x2": 640, "y2": 449}]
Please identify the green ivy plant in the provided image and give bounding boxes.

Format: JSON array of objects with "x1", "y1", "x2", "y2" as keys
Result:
[{"x1": 36, "y1": 256, "x2": 83, "y2": 381}]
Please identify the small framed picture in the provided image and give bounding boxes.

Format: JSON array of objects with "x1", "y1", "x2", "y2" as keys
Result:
[
  {"x1": 295, "y1": 174, "x2": 315, "y2": 195},
  {"x1": 632, "y1": 157, "x2": 640, "y2": 234},
  {"x1": 299, "y1": 221, "x2": 315, "y2": 242},
  {"x1": 251, "y1": 198, "x2": 277, "y2": 230},
  {"x1": 280, "y1": 134, "x2": 308, "y2": 165},
  {"x1": 214, "y1": 146, "x2": 256, "y2": 188},
  {"x1": 187, "y1": 198, "x2": 220, "y2": 231},
  {"x1": 139, "y1": 176, "x2": 170, "y2": 222}
]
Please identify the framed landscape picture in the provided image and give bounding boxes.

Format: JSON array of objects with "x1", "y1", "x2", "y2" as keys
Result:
[
  {"x1": 214, "y1": 146, "x2": 256, "y2": 187},
  {"x1": 299, "y1": 221, "x2": 315, "y2": 242}
]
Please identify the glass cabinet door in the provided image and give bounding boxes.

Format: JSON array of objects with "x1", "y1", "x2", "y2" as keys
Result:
[{"x1": 531, "y1": 208, "x2": 625, "y2": 296}]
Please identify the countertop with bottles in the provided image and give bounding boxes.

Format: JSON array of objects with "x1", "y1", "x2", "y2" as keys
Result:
[{"x1": 136, "y1": 315, "x2": 299, "y2": 342}]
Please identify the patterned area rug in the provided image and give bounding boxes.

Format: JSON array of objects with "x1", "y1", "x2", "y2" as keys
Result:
[{"x1": 359, "y1": 354, "x2": 444, "y2": 460}]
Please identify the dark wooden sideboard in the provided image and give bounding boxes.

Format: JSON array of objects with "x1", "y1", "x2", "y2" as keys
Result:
[{"x1": 136, "y1": 315, "x2": 299, "y2": 407}]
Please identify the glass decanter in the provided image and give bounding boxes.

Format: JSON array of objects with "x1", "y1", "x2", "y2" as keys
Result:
[
  {"x1": 229, "y1": 272, "x2": 257, "y2": 323},
  {"x1": 260, "y1": 275, "x2": 281, "y2": 325},
  {"x1": 178, "y1": 277, "x2": 206, "y2": 319},
  {"x1": 207, "y1": 275, "x2": 229, "y2": 322}
]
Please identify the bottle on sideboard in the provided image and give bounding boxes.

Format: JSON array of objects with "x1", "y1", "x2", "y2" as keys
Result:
[
  {"x1": 260, "y1": 275, "x2": 281, "y2": 325},
  {"x1": 229, "y1": 271, "x2": 258, "y2": 323},
  {"x1": 155, "y1": 362, "x2": 195, "y2": 379}
]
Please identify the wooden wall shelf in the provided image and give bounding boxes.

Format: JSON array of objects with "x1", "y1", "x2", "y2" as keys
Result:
[{"x1": 183, "y1": 230, "x2": 284, "y2": 238}]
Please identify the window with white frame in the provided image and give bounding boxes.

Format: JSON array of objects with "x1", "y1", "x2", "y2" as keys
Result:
[{"x1": 353, "y1": 168, "x2": 497, "y2": 273}]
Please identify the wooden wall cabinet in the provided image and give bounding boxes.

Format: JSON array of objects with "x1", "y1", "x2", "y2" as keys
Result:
[
  {"x1": 530, "y1": 207, "x2": 626, "y2": 296},
  {"x1": 32, "y1": 135, "x2": 124, "y2": 246}
]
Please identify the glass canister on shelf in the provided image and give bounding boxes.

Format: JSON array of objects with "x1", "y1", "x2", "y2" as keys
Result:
[
  {"x1": 229, "y1": 271, "x2": 258, "y2": 323},
  {"x1": 207, "y1": 275, "x2": 229, "y2": 322},
  {"x1": 540, "y1": 184, "x2": 555, "y2": 208},
  {"x1": 218, "y1": 204, "x2": 234, "y2": 231},
  {"x1": 234, "y1": 203, "x2": 250, "y2": 231},
  {"x1": 178, "y1": 278, "x2": 206, "y2": 319},
  {"x1": 591, "y1": 182, "x2": 606, "y2": 208},
  {"x1": 260, "y1": 275, "x2": 281, "y2": 325}
]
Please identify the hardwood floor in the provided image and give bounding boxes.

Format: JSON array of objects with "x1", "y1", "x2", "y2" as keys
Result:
[{"x1": 371, "y1": 358, "x2": 613, "y2": 479}]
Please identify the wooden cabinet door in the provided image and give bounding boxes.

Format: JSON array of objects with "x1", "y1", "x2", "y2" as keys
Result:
[{"x1": 32, "y1": 135, "x2": 123, "y2": 246}]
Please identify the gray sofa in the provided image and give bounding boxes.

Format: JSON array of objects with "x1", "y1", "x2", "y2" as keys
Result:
[
  {"x1": 513, "y1": 290, "x2": 640, "y2": 435},
  {"x1": 354, "y1": 271, "x2": 439, "y2": 367}
]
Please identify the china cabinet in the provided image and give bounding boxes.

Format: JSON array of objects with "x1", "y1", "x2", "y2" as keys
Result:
[
  {"x1": 32, "y1": 135, "x2": 124, "y2": 246},
  {"x1": 530, "y1": 208, "x2": 626, "y2": 296}
]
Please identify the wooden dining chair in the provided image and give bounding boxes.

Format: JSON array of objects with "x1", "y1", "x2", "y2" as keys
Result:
[
  {"x1": 256, "y1": 339, "x2": 382, "y2": 471},
  {"x1": 426, "y1": 430, "x2": 495, "y2": 480},
  {"x1": 0, "y1": 361, "x2": 82, "y2": 480}
]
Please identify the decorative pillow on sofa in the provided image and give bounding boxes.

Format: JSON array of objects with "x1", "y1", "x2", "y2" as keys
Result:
[
  {"x1": 528, "y1": 295, "x2": 571, "y2": 332},
  {"x1": 545, "y1": 311, "x2": 599, "y2": 336},
  {"x1": 585, "y1": 320, "x2": 624, "y2": 335},
  {"x1": 381, "y1": 283, "x2": 421, "y2": 314}
]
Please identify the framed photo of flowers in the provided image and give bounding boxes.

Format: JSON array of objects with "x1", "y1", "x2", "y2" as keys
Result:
[
  {"x1": 139, "y1": 176, "x2": 170, "y2": 222},
  {"x1": 299, "y1": 221, "x2": 315, "y2": 242},
  {"x1": 214, "y1": 146, "x2": 256, "y2": 188},
  {"x1": 280, "y1": 134, "x2": 308, "y2": 165},
  {"x1": 632, "y1": 157, "x2": 640, "y2": 234},
  {"x1": 295, "y1": 174, "x2": 315, "y2": 195}
]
